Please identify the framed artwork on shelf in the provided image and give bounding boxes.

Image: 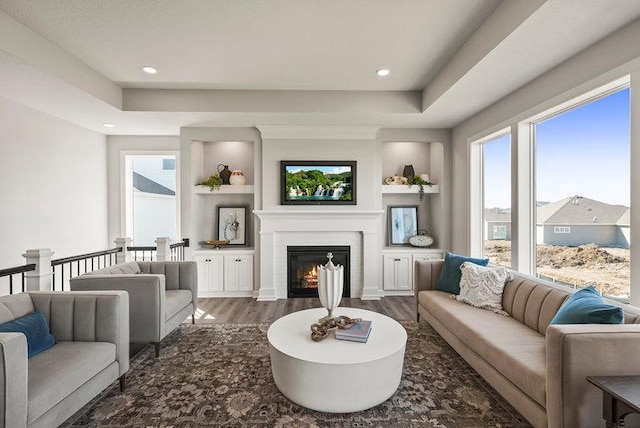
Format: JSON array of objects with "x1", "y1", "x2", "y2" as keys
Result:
[
  {"x1": 217, "y1": 205, "x2": 249, "y2": 245},
  {"x1": 388, "y1": 205, "x2": 418, "y2": 246}
]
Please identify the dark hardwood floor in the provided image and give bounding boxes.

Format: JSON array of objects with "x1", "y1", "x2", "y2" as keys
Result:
[{"x1": 194, "y1": 296, "x2": 417, "y2": 324}]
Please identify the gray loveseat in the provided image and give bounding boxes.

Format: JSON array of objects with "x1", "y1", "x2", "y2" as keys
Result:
[
  {"x1": 415, "y1": 259, "x2": 640, "y2": 428},
  {"x1": 70, "y1": 261, "x2": 197, "y2": 357},
  {"x1": 0, "y1": 291, "x2": 129, "y2": 428}
]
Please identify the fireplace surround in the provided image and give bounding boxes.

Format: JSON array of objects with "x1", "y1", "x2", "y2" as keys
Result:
[
  {"x1": 253, "y1": 210, "x2": 383, "y2": 300},
  {"x1": 287, "y1": 246, "x2": 350, "y2": 298}
]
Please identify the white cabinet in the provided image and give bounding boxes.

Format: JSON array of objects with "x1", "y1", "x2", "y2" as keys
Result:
[
  {"x1": 382, "y1": 248, "x2": 444, "y2": 295},
  {"x1": 223, "y1": 255, "x2": 253, "y2": 292},
  {"x1": 194, "y1": 254, "x2": 224, "y2": 293},
  {"x1": 383, "y1": 254, "x2": 413, "y2": 291},
  {"x1": 193, "y1": 249, "x2": 254, "y2": 297}
]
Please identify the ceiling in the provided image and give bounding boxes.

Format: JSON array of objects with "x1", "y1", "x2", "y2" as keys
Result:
[{"x1": 1, "y1": 0, "x2": 640, "y2": 135}]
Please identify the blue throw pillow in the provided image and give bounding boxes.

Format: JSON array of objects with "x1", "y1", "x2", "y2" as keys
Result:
[
  {"x1": 0, "y1": 311, "x2": 56, "y2": 358},
  {"x1": 435, "y1": 252, "x2": 489, "y2": 295},
  {"x1": 550, "y1": 286, "x2": 623, "y2": 325}
]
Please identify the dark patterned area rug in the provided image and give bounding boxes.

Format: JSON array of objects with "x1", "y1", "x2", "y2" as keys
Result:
[{"x1": 62, "y1": 321, "x2": 532, "y2": 427}]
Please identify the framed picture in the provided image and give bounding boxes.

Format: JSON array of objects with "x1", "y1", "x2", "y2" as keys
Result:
[
  {"x1": 388, "y1": 205, "x2": 418, "y2": 246},
  {"x1": 217, "y1": 205, "x2": 249, "y2": 245}
]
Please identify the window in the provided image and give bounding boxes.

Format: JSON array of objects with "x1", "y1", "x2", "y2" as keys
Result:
[
  {"x1": 480, "y1": 133, "x2": 511, "y2": 267},
  {"x1": 163, "y1": 158, "x2": 176, "y2": 170},
  {"x1": 493, "y1": 225, "x2": 507, "y2": 239},
  {"x1": 534, "y1": 87, "x2": 630, "y2": 298},
  {"x1": 123, "y1": 154, "x2": 179, "y2": 246}
]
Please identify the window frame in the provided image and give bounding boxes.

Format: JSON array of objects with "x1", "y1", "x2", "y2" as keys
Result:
[{"x1": 470, "y1": 75, "x2": 632, "y2": 295}]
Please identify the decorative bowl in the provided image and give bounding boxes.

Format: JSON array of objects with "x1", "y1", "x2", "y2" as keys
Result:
[{"x1": 201, "y1": 240, "x2": 230, "y2": 249}]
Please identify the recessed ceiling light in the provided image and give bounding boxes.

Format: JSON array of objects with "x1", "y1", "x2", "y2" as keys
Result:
[
  {"x1": 376, "y1": 68, "x2": 390, "y2": 77},
  {"x1": 142, "y1": 66, "x2": 157, "y2": 74},
  {"x1": 103, "y1": 123, "x2": 115, "y2": 128}
]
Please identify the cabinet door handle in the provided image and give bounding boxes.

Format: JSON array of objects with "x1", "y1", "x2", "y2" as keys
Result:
[
  {"x1": 394, "y1": 258, "x2": 401, "y2": 261},
  {"x1": 205, "y1": 259, "x2": 211, "y2": 262},
  {"x1": 235, "y1": 259, "x2": 241, "y2": 262}
]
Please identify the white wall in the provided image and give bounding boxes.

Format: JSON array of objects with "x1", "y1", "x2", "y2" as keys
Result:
[
  {"x1": 451, "y1": 19, "x2": 640, "y2": 254},
  {"x1": 107, "y1": 135, "x2": 180, "y2": 243},
  {"x1": 0, "y1": 96, "x2": 108, "y2": 267}
]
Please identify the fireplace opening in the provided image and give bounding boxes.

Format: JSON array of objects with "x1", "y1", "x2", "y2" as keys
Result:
[{"x1": 287, "y1": 246, "x2": 350, "y2": 298}]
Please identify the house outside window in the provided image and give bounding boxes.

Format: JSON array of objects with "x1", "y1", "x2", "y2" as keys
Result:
[{"x1": 553, "y1": 227, "x2": 571, "y2": 234}]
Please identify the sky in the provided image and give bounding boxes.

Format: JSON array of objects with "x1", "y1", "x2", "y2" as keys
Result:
[{"x1": 484, "y1": 88, "x2": 630, "y2": 208}]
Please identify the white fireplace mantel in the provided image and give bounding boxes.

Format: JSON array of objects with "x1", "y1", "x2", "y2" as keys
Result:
[{"x1": 253, "y1": 210, "x2": 384, "y2": 301}]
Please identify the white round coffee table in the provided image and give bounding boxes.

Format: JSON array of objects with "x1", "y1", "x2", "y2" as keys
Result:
[{"x1": 267, "y1": 307, "x2": 407, "y2": 413}]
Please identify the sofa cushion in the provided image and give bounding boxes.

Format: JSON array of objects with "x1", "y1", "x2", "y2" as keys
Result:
[
  {"x1": 550, "y1": 286, "x2": 623, "y2": 325},
  {"x1": 27, "y1": 341, "x2": 116, "y2": 424},
  {"x1": 0, "y1": 311, "x2": 55, "y2": 358},
  {"x1": 435, "y1": 252, "x2": 489, "y2": 295},
  {"x1": 165, "y1": 290, "x2": 192, "y2": 321},
  {"x1": 419, "y1": 290, "x2": 547, "y2": 407},
  {"x1": 456, "y1": 262, "x2": 514, "y2": 315}
]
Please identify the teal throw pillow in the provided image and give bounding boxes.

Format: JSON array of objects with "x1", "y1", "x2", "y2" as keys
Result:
[
  {"x1": 550, "y1": 286, "x2": 623, "y2": 325},
  {"x1": 0, "y1": 311, "x2": 56, "y2": 358},
  {"x1": 435, "y1": 252, "x2": 489, "y2": 295}
]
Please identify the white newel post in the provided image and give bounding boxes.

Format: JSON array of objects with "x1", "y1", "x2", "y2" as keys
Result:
[
  {"x1": 115, "y1": 237, "x2": 133, "y2": 264},
  {"x1": 22, "y1": 249, "x2": 54, "y2": 291},
  {"x1": 155, "y1": 237, "x2": 171, "y2": 261}
]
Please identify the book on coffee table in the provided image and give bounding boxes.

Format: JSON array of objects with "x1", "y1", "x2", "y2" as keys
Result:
[{"x1": 335, "y1": 319, "x2": 372, "y2": 343}]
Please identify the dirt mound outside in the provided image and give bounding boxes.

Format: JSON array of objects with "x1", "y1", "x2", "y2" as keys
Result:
[{"x1": 536, "y1": 243, "x2": 628, "y2": 269}]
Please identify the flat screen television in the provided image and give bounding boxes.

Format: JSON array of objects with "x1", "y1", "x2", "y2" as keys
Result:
[{"x1": 280, "y1": 160, "x2": 357, "y2": 205}]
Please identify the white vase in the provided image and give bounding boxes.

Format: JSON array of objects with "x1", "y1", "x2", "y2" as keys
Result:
[
  {"x1": 229, "y1": 170, "x2": 246, "y2": 185},
  {"x1": 317, "y1": 252, "x2": 344, "y2": 320}
]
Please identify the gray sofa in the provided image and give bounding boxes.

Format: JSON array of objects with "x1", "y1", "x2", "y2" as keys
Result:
[
  {"x1": 70, "y1": 261, "x2": 197, "y2": 357},
  {"x1": 0, "y1": 291, "x2": 129, "y2": 428},
  {"x1": 415, "y1": 259, "x2": 640, "y2": 428}
]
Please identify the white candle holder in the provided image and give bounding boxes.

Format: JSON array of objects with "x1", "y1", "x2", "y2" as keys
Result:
[{"x1": 317, "y1": 252, "x2": 344, "y2": 322}]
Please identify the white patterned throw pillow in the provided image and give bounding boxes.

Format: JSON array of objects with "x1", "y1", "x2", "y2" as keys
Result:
[{"x1": 455, "y1": 262, "x2": 514, "y2": 316}]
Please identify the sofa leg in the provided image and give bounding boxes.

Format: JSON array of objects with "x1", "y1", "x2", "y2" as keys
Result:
[
  {"x1": 119, "y1": 374, "x2": 126, "y2": 392},
  {"x1": 417, "y1": 312, "x2": 420, "y2": 322},
  {"x1": 153, "y1": 341, "x2": 161, "y2": 358},
  {"x1": 192, "y1": 313, "x2": 195, "y2": 324}
]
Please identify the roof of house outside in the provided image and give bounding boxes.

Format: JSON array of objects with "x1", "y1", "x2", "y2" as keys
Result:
[
  {"x1": 536, "y1": 195, "x2": 627, "y2": 225},
  {"x1": 617, "y1": 208, "x2": 631, "y2": 226},
  {"x1": 484, "y1": 208, "x2": 511, "y2": 222},
  {"x1": 133, "y1": 172, "x2": 175, "y2": 196}
]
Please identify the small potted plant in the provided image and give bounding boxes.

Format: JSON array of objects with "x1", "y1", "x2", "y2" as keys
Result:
[
  {"x1": 198, "y1": 174, "x2": 223, "y2": 192},
  {"x1": 406, "y1": 175, "x2": 433, "y2": 201}
]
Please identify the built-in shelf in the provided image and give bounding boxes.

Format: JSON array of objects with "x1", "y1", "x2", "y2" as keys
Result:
[
  {"x1": 381, "y1": 184, "x2": 439, "y2": 194},
  {"x1": 194, "y1": 185, "x2": 254, "y2": 195}
]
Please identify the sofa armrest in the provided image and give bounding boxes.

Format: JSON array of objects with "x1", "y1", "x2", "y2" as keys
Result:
[
  {"x1": 69, "y1": 275, "x2": 165, "y2": 343},
  {"x1": 546, "y1": 324, "x2": 640, "y2": 428},
  {"x1": 0, "y1": 333, "x2": 27, "y2": 428},
  {"x1": 29, "y1": 291, "x2": 130, "y2": 376},
  {"x1": 176, "y1": 261, "x2": 198, "y2": 312},
  {"x1": 414, "y1": 260, "x2": 443, "y2": 320}
]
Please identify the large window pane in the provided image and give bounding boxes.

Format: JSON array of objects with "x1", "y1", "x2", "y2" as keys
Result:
[
  {"x1": 482, "y1": 134, "x2": 511, "y2": 267},
  {"x1": 126, "y1": 155, "x2": 178, "y2": 246},
  {"x1": 535, "y1": 88, "x2": 630, "y2": 298}
]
